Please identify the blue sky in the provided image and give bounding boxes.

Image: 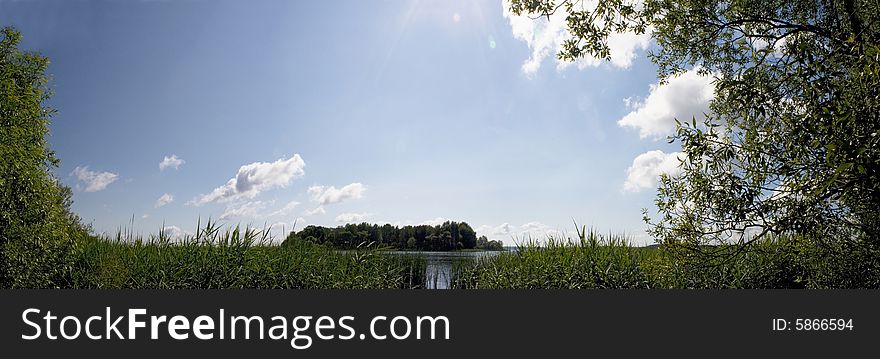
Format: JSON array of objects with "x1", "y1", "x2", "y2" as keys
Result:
[{"x1": 1, "y1": 0, "x2": 714, "y2": 245}]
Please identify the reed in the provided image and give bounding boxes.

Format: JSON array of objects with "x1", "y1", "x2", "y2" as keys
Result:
[
  {"x1": 65, "y1": 219, "x2": 428, "y2": 289},
  {"x1": 450, "y1": 227, "x2": 880, "y2": 289}
]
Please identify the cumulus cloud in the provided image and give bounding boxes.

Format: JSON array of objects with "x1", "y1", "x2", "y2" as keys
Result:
[
  {"x1": 618, "y1": 69, "x2": 715, "y2": 138},
  {"x1": 308, "y1": 183, "x2": 366, "y2": 205},
  {"x1": 476, "y1": 221, "x2": 565, "y2": 245},
  {"x1": 476, "y1": 223, "x2": 514, "y2": 236},
  {"x1": 518, "y1": 222, "x2": 564, "y2": 241},
  {"x1": 291, "y1": 217, "x2": 307, "y2": 230},
  {"x1": 418, "y1": 217, "x2": 451, "y2": 226},
  {"x1": 380, "y1": 217, "x2": 453, "y2": 227},
  {"x1": 159, "y1": 155, "x2": 185, "y2": 171},
  {"x1": 71, "y1": 166, "x2": 119, "y2": 192},
  {"x1": 267, "y1": 221, "x2": 294, "y2": 241},
  {"x1": 220, "y1": 201, "x2": 267, "y2": 220},
  {"x1": 623, "y1": 150, "x2": 684, "y2": 192},
  {"x1": 335, "y1": 212, "x2": 370, "y2": 224},
  {"x1": 269, "y1": 200, "x2": 301, "y2": 217},
  {"x1": 753, "y1": 36, "x2": 787, "y2": 58},
  {"x1": 154, "y1": 193, "x2": 174, "y2": 208},
  {"x1": 604, "y1": 30, "x2": 652, "y2": 69},
  {"x1": 502, "y1": 0, "x2": 651, "y2": 76},
  {"x1": 266, "y1": 217, "x2": 309, "y2": 240},
  {"x1": 190, "y1": 154, "x2": 305, "y2": 205},
  {"x1": 304, "y1": 206, "x2": 326, "y2": 216},
  {"x1": 161, "y1": 226, "x2": 192, "y2": 240}
]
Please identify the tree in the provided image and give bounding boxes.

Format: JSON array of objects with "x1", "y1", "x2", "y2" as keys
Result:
[
  {"x1": 1, "y1": 27, "x2": 84, "y2": 287},
  {"x1": 509, "y1": 0, "x2": 880, "y2": 245},
  {"x1": 475, "y1": 235, "x2": 504, "y2": 251},
  {"x1": 459, "y1": 222, "x2": 477, "y2": 249},
  {"x1": 282, "y1": 221, "x2": 486, "y2": 251}
]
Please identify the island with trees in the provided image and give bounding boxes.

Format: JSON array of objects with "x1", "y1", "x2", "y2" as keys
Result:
[{"x1": 283, "y1": 221, "x2": 505, "y2": 251}]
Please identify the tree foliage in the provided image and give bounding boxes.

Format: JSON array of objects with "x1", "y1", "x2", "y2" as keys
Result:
[
  {"x1": 510, "y1": 0, "x2": 880, "y2": 244},
  {"x1": 283, "y1": 221, "x2": 503, "y2": 251},
  {"x1": 0, "y1": 27, "x2": 84, "y2": 287}
]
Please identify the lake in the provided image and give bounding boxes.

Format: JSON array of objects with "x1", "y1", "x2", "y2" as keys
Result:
[{"x1": 382, "y1": 250, "x2": 507, "y2": 289}]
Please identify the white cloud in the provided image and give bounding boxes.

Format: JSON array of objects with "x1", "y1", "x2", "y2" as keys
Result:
[
  {"x1": 266, "y1": 217, "x2": 309, "y2": 240},
  {"x1": 476, "y1": 221, "x2": 565, "y2": 245},
  {"x1": 308, "y1": 183, "x2": 366, "y2": 205},
  {"x1": 220, "y1": 201, "x2": 267, "y2": 220},
  {"x1": 605, "y1": 30, "x2": 652, "y2": 69},
  {"x1": 753, "y1": 36, "x2": 787, "y2": 58},
  {"x1": 476, "y1": 223, "x2": 514, "y2": 236},
  {"x1": 159, "y1": 155, "x2": 185, "y2": 171},
  {"x1": 160, "y1": 226, "x2": 191, "y2": 240},
  {"x1": 154, "y1": 193, "x2": 174, "y2": 208},
  {"x1": 502, "y1": 0, "x2": 651, "y2": 76},
  {"x1": 517, "y1": 222, "x2": 564, "y2": 241},
  {"x1": 190, "y1": 154, "x2": 305, "y2": 205},
  {"x1": 418, "y1": 217, "x2": 450, "y2": 226},
  {"x1": 269, "y1": 200, "x2": 301, "y2": 217},
  {"x1": 380, "y1": 217, "x2": 452, "y2": 228},
  {"x1": 519, "y1": 222, "x2": 547, "y2": 231},
  {"x1": 71, "y1": 166, "x2": 119, "y2": 192},
  {"x1": 267, "y1": 221, "x2": 294, "y2": 242},
  {"x1": 618, "y1": 69, "x2": 715, "y2": 138},
  {"x1": 304, "y1": 206, "x2": 326, "y2": 216},
  {"x1": 335, "y1": 212, "x2": 370, "y2": 223},
  {"x1": 623, "y1": 150, "x2": 684, "y2": 192}
]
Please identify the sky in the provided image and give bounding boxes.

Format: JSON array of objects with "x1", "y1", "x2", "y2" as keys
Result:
[{"x1": 0, "y1": 0, "x2": 714, "y2": 245}]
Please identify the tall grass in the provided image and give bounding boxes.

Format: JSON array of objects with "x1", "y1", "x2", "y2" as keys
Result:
[
  {"x1": 652, "y1": 235, "x2": 880, "y2": 288},
  {"x1": 65, "y1": 220, "x2": 428, "y2": 289},
  {"x1": 8, "y1": 218, "x2": 878, "y2": 289},
  {"x1": 451, "y1": 228, "x2": 655, "y2": 289},
  {"x1": 451, "y1": 227, "x2": 880, "y2": 289}
]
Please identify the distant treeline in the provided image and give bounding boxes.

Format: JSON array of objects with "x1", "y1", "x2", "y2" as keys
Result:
[{"x1": 283, "y1": 221, "x2": 504, "y2": 251}]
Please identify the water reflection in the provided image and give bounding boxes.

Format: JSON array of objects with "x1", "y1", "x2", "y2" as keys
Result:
[{"x1": 383, "y1": 251, "x2": 504, "y2": 289}]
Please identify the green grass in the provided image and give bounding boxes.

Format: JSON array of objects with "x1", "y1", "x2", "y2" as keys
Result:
[
  {"x1": 450, "y1": 228, "x2": 880, "y2": 289},
  {"x1": 62, "y1": 220, "x2": 428, "y2": 289},
  {"x1": 6, "y1": 218, "x2": 879, "y2": 289},
  {"x1": 450, "y1": 230, "x2": 656, "y2": 289}
]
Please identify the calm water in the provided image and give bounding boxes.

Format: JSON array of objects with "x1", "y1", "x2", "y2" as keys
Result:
[{"x1": 383, "y1": 250, "x2": 507, "y2": 289}]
